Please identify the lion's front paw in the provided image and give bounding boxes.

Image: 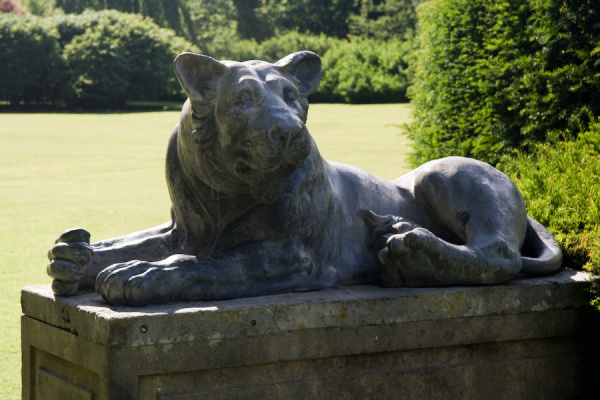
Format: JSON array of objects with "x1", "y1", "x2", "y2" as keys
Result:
[
  {"x1": 95, "y1": 261, "x2": 166, "y2": 306},
  {"x1": 47, "y1": 228, "x2": 93, "y2": 296},
  {"x1": 377, "y1": 228, "x2": 437, "y2": 287}
]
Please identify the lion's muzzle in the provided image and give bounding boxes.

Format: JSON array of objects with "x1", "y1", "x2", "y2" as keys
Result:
[
  {"x1": 238, "y1": 111, "x2": 310, "y2": 174},
  {"x1": 274, "y1": 124, "x2": 311, "y2": 168},
  {"x1": 231, "y1": 113, "x2": 311, "y2": 204}
]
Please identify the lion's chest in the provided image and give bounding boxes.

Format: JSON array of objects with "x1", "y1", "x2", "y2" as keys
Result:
[{"x1": 210, "y1": 204, "x2": 282, "y2": 254}]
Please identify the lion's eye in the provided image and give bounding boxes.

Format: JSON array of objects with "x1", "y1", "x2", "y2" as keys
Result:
[
  {"x1": 283, "y1": 88, "x2": 297, "y2": 102},
  {"x1": 238, "y1": 90, "x2": 252, "y2": 103}
]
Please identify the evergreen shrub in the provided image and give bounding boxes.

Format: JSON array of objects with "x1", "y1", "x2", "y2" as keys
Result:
[
  {"x1": 0, "y1": 14, "x2": 68, "y2": 104},
  {"x1": 317, "y1": 37, "x2": 411, "y2": 103},
  {"x1": 407, "y1": 0, "x2": 600, "y2": 166},
  {"x1": 56, "y1": 10, "x2": 198, "y2": 107},
  {"x1": 2, "y1": 10, "x2": 413, "y2": 106},
  {"x1": 214, "y1": 32, "x2": 411, "y2": 104},
  {"x1": 210, "y1": 31, "x2": 337, "y2": 64},
  {"x1": 0, "y1": 10, "x2": 199, "y2": 107},
  {"x1": 498, "y1": 117, "x2": 600, "y2": 307}
]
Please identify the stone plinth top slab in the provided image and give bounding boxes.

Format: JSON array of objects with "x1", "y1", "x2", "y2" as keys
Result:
[{"x1": 22, "y1": 269, "x2": 589, "y2": 348}]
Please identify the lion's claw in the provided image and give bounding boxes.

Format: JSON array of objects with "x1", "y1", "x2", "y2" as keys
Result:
[
  {"x1": 96, "y1": 261, "x2": 163, "y2": 306},
  {"x1": 55, "y1": 228, "x2": 91, "y2": 244},
  {"x1": 47, "y1": 259, "x2": 84, "y2": 282},
  {"x1": 48, "y1": 242, "x2": 93, "y2": 266},
  {"x1": 47, "y1": 228, "x2": 93, "y2": 296},
  {"x1": 51, "y1": 280, "x2": 80, "y2": 296}
]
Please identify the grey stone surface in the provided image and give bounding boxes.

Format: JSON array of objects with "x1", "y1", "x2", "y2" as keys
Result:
[
  {"x1": 23, "y1": 268, "x2": 588, "y2": 347},
  {"x1": 22, "y1": 269, "x2": 590, "y2": 399},
  {"x1": 47, "y1": 51, "x2": 562, "y2": 305}
]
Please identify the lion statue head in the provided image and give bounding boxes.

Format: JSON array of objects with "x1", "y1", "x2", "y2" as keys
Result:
[{"x1": 172, "y1": 51, "x2": 322, "y2": 204}]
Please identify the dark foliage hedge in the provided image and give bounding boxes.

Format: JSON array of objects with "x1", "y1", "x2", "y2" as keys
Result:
[
  {"x1": 1, "y1": 12, "x2": 411, "y2": 107},
  {"x1": 1, "y1": 17, "x2": 411, "y2": 107},
  {"x1": 0, "y1": 15, "x2": 67, "y2": 104},
  {"x1": 0, "y1": 10, "x2": 199, "y2": 107},
  {"x1": 407, "y1": 0, "x2": 600, "y2": 166},
  {"x1": 214, "y1": 31, "x2": 412, "y2": 104},
  {"x1": 498, "y1": 117, "x2": 600, "y2": 317}
]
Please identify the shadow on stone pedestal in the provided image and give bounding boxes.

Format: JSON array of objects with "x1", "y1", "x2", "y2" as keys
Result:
[{"x1": 22, "y1": 269, "x2": 590, "y2": 400}]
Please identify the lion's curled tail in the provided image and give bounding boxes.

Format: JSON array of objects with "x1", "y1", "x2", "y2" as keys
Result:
[{"x1": 520, "y1": 217, "x2": 563, "y2": 275}]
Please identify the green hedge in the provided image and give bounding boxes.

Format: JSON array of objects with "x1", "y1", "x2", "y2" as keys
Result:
[
  {"x1": 213, "y1": 31, "x2": 412, "y2": 104},
  {"x1": 58, "y1": 11, "x2": 198, "y2": 107},
  {"x1": 0, "y1": 10, "x2": 199, "y2": 107},
  {"x1": 498, "y1": 119, "x2": 600, "y2": 307},
  {"x1": 407, "y1": 0, "x2": 600, "y2": 166},
  {"x1": 207, "y1": 31, "x2": 337, "y2": 64},
  {"x1": 1, "y1": 15, "x2": 411, "y2": 106},
  {"x1": 316, "y1": 37, "x2": 411, "y2": 103},
  {"x1": 0, "y1": 14, "x2": 68, "y2": 104}
]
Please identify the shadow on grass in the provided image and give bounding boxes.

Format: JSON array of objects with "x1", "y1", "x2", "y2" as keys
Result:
[{"x1": 0, "y1": 100, "x2": 184, "y2": 113}]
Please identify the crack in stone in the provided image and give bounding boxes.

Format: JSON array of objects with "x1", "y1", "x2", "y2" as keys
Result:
[{"x1": 271, "y1": 305, "x2": 283, "y2": 333}]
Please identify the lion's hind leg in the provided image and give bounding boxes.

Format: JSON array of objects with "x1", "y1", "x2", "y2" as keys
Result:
[
  {"x1": 363, "y1": 210, "x2": 522, "y2": 287},
  {"x1": 380, "y1": 226, "x2": 522, "y2": 286},
  {"x1": 367, "y1": 157, "x2": 529, "y2": 287}
]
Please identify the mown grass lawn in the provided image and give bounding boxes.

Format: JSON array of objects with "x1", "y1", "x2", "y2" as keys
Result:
[{"x1": 0, "y1": 103, "x2": 412, "y2": 398}]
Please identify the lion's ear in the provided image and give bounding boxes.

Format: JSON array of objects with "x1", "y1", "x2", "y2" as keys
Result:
[
  {"x1": 276, "y1": 51, "x2": 322, "y2": 97},
  {"x1": 173, "y1": 53, "x2": 229, "y2": 103}
]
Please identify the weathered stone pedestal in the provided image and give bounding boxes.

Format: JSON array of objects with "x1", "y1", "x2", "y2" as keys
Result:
[{"x1": 22, "y1": 269, "x2": 590, "y2": 400}]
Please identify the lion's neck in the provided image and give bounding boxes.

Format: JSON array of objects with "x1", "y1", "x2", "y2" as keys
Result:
[
  {"x1": 171, "y1": 108, "x2": 328, "y2": 254},
  {"x1": 181, "y1": 170, "x2": 263, "y2": 254}
]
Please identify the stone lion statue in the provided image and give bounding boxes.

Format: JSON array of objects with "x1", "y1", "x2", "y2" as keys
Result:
[{"x1": 47, "y1": 51, "x2": 562, "y2": 305}]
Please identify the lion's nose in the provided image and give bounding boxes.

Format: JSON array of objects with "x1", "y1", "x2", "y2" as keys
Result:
[{"x1": 268, "y1": 124, "x2": 303, "y2": 146}]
